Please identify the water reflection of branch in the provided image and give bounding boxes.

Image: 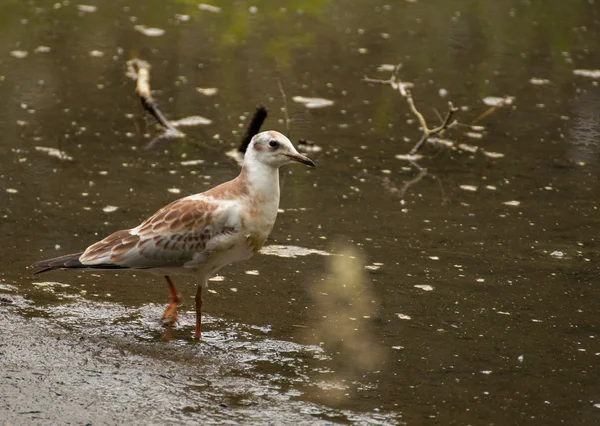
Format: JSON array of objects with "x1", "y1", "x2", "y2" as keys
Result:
[{"x1": 381, "y1": 160, "x2": 448, "y2": 205}]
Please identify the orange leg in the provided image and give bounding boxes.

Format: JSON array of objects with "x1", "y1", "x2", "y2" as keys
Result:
[
  {"x1": 162, "y1": 276, "x2": 180, "y2": 326},
  {"x1": 193, "y1": 285, "x2": 203, "y2": 341}
]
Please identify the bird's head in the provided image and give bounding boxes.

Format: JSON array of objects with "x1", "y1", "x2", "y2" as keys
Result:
[{"x1": 246, "y1": 131, "x2": 315, "y2": 169}]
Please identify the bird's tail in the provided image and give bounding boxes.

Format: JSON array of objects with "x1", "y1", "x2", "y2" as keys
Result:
[
  {"x1": 32, "y1": 252, "x2": 86, "y2": 274},
  {"x1": 32, "y1": 252, "x2": 131, "y2": 275}
]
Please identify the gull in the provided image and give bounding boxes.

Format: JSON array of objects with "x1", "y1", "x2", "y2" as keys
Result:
[{"x1": 32, "y1": 131, "x2": 315, "y2": 340}]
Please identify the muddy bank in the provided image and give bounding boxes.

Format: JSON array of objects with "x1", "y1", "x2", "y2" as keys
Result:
[{"x1": 0, "y1": 304, "x2": 394, "y2": 425}]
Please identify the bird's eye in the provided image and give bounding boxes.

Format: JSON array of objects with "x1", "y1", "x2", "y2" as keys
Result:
[{"x1": 268, "y1": 140, "x2": 279, "y2": 148}]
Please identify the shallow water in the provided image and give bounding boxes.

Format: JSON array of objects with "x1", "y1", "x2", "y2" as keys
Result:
[{"x1": 1, "y1": 1, "x2": 600, "y2": 424}]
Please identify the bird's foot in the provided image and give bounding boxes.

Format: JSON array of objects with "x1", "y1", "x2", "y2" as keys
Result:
[{"x1": 162, "y1": 301, "x2": 178, "y2": 326}]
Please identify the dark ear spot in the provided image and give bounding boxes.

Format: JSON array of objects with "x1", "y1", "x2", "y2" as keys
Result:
[{"x1": 253, "y1": 140, "x2": 266, "y2": 151}]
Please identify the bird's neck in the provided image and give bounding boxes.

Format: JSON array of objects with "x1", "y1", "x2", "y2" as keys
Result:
[{"x1": 239, "y1": 162, "x2": 280, "y2": 203}]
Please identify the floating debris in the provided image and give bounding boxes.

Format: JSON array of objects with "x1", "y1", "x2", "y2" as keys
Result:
[
  {"x1": 396, "y1": 313, "x2": 412, "y2": 320},
  {"x1": 573, "y1": 69, "x2": 600, "y2": 79},
  {"x1": 377, "y1": 64, "x2": 397, "y2": 72},
  {"x1": 196, "y1": 87, "x2": 218, "y2": 96},
  {"x1": 33, "y1": 281, "x2": 70, "y2": 288},
  {"x1": 530, "y1": 77, "x2": 551, "y2": 85},
  {"x1": 34, "y1": 46, "x2": 51, "y2": 54},
  {"x1": 180, "y1": 159, "x2": 204, "y2": 166},
  {"x1": 10, "y1": 50, "x2": 28, "y2": 59},
  {"x1": 482, "y1": 150, "x2": 505, "y2": 159},
  {"x1": 77, "y1": 4, "x2": 97, "y2": 13},
  {"x1": 414, "y1": 284, "x2": 434, "y2": 291},
  {"x1": 102, "y1": 205, "x2": 118, "y2": 213},
  {"x1": 503, "y1": 200, "x2": 521, "y2": 207},
  {"x1": 260, "y1": 245, "x2": 331, "y2": 258},
  {"x1": 428, "y1": 137, "x2": 453, "y2": 147},
  {"x1": 35, "y1": 146, "x2": 73, "y2": 161},
  {"x1": 292, "y1": 96, "x2": 334, "y2": 109},
  {"x1": 199, "y1": 3, "x2": 221, "y2": 13},
  {"x1": 170, "y1": 115, "x2": 212, "y2": 127},
  {"x1": 395, "y1": 153, "x2": 423, "y2": 161},
  {"x1": 460, "y1": 185, "x2": 478, "y2": 192},
  {"x1": 208, "y1": 275, "x2": 224, "y2": 282},
  {"x1": 134, "y1": 25, "x2": 166, "y2": 37},
  {"x1": 482, "y1": 96, "x2": 515, "y2": 107},
  {"x1": 175, "y1": 14, "x2": 190, "y2": 22},
  {"x1": 458, "y1": 143, "x2": 478, "y2": 153},
  {"x1": 465, "y1": 132, "x2": 483, "y2": 139}
]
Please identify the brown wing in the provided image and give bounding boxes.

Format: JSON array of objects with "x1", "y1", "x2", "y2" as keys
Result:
[{"x1": 79, "y1": 197, "x2": 239, "y2": 269}]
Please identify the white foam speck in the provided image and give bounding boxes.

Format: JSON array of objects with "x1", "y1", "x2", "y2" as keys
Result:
[
  {"x1": 245, "y1": 270, "x2": 259, "y2": 276},
  {"x1": 482, "y1": 151, "x2": 505, "y2": 159},
  {"x1": 573, "y1": 69, "x2": 600, "y2": 79},
  {"x1": 134, "y1": 25, "x2": 165, "y2": 37},
  {"x1": 260, "y1": 245, "x2": 331, "y2": 258},
  {"x1": 199, "y1": 3, "x2": 221, "y2": 13},
  {"x1": 458, "y1": 143, "x2": 479, "y2": 153},
  {"x1": 480, "y1": 370, "x2": 492, "y2": 375},
  {"x1": 102, "y1": 205, "x2": 118, "y2": 213},
  {"x1": 396, "y1": 313, "x2": 412, "y2": 320},
  {"x1": 460, "y1": 185, "x2": 478, "y2": 192},
  {"x1": 292, "y1": 96, "x2": 334, "y2": 109},
  {"x1": 10, "y1": 50, "x2": 28, "y2": 59},
  {"x1": 530, "y1": 77, "x2": 551, "y2": 85},
  {"x1": 6, "y1": 188, "x2": 18, "y2": 194},
  {"x1": 180, "y1": 159, "x2": 205, "y2": 166},
  {"x1": 208, "y1": 275, "x2": 225, "y2": 282},
  {"x1": 167, "y1": 188, "x2": 181, "y2": 194},
  {"x1": 414, "y1": 284, "x2": 434, "y2": 291},
  {"x1": 171, "y1": 115, "x2": 212, "y2": 127},
  {"x1": 35, "y1": 146, "x2": 73, "y2": 161},
  {"x1": 77, "y1": 4, "x2": 97, "y2": 13},
  {"x1": 503, "y1": 200, "x2": 521, "y2": 206},
  {"x1": 196, "y1": 87, "x2": 218, "y2": 96},
  {"x1": 483, "y1": 96, "x2": 515, "y2": 107},
  {"x1": 89, "y1": 50, "x2": 104, "y2": 57}
]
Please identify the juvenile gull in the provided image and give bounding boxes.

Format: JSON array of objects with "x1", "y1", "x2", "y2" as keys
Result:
[{"x1": 32, "y1": 131, "x2": 315, "y2": 340}]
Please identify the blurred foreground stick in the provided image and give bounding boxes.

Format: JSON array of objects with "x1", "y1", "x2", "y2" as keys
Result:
[
  {"x1": 238, "y1": 105, "x2": 267, "y2": 153},
  {"x1": 127, "y1": 58, "x2": 182, "y2": 136}
]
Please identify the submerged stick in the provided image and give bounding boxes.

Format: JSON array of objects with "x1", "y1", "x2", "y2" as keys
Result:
[
  {"x1": 126, "y1": 59, "x2": 183, "y2": 137},
  {"x1": 238, "y1": 105, "x2": 268, "y2": 153}
]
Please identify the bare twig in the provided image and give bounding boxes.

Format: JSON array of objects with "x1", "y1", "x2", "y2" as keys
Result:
[
  {"x1": 238, "y1": 105, "x2": 268, "y2": 153},
  {"x1": 362, "y1": 64, "x2": 458, "y2": 155},
  {"x1": 126, "y1": 59, "x2": 184, "y2": 138},
  {"x1": 408, "y1": 98, "x2": 458, "y2": 154}
]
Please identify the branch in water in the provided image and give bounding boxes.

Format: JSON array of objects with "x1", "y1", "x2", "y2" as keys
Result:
[
  {"x1": 126, "y1": 58, "x2": 183, "y2": 137},
  {"x1": 362, "y1": 65, "x2": 458, "y2": 155},
  {"x1": 238, "y1": 105, "x2": 268, "y2": 153}
]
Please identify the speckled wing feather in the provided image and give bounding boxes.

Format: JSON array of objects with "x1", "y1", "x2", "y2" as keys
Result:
[{"x1": 79, "y1": 196, "x2": 240, "y2": 269}]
